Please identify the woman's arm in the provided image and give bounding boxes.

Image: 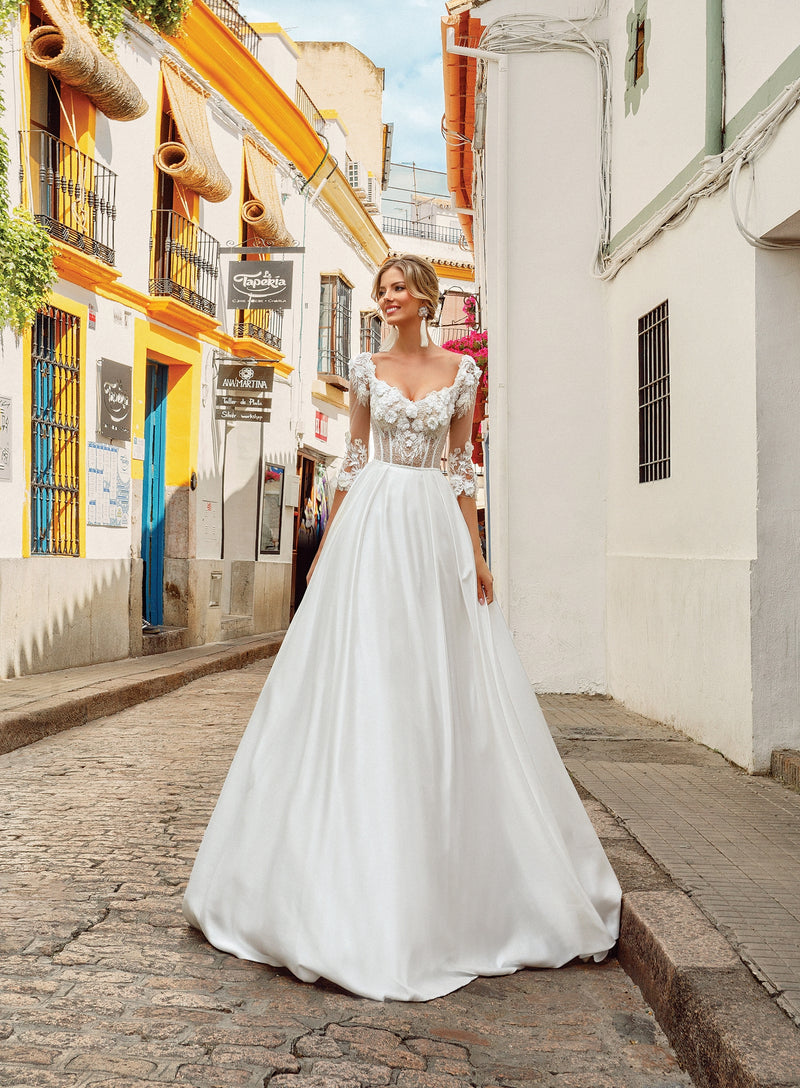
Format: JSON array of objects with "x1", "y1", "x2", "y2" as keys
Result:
[{"x1": 447, "y1": 378, "x2": 493, "y2": 604}]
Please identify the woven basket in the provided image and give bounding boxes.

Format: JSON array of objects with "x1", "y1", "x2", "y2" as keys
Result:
[
  {"x1": 243, "y1": 140, "x2": 293, "y2": 245},
  {"x1": 24, "y1": 0, "x2": 147, "y2": 122}
]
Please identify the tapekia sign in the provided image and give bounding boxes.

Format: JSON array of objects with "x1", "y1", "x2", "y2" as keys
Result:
[
  {"x1": 215, "y1": 363, "x2": 274, "y2": 423},
  {"x1": 98, "y1": 359, "x2": 132, "y2": 440},
  {"x1": 227, "y1": 261, "x2": 293, "y2": 309}
]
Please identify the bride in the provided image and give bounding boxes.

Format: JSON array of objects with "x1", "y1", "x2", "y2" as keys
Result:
[{"x1": 182, "y1": 254, "x2": 622, "y2": 1002}]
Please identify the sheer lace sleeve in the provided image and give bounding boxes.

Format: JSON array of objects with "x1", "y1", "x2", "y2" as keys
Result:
[
  {"x1": 337, "y1": 355, "x2": 371, "y2": 493},
  {"x1": 447, "y1": 357, "x2": 479, "y2": 498}
]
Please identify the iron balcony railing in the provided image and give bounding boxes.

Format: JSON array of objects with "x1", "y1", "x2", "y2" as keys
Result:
[
  {"x1": 23, "y1": 129, "x2": 117, "y2": 265},
  {"x1": 234, "y1": 306, "x2": 283, "y2": 350},
  {"x1": 295, "y1": 82, "x2": 326, "y2": 135},
  {"x1": 149, "y1": 209, "x2": 219, "y2": 318},
  {"x1": 382, "y1": 215, "x2": 466, "y2": 247},
  {"x1": 203, "y1": 0, "x2": 260, "y2": 56}
]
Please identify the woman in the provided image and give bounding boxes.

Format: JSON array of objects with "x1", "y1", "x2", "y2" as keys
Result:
[{"x1": 183, "y1": 255, "x2": 621, "y2": 1002}]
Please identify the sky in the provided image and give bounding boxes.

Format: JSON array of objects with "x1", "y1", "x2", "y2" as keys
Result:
[{"x1": 241, "y1": 0, "x2": 449, "y2": 172}]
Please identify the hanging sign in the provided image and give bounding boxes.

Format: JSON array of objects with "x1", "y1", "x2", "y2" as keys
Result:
[
  {"x1": 227, "y1": 260, "x2": 293, "y2": 309},
  {"x1": 215, "y1": 362, "x2": 274, "y2": 423},
  {"x1": 98, "y1": 359, "x2": 132, "y2": 440}
]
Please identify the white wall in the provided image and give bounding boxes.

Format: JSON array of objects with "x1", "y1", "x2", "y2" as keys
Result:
[{"x1": 724, "y1": 4, "x2": 800, "y2": 124}]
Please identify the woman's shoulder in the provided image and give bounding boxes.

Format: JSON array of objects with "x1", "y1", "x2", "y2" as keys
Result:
[{"x1": 348, "y1": 352, "x2": 374, "y2": 404}]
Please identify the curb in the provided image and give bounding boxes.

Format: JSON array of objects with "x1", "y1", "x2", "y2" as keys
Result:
[
  {"x1": 618, "y1": 890, "x2": 800, "y2": 1088},
  {"x1": 0, "y1": 633, "x2": 285, "y2": 756}
]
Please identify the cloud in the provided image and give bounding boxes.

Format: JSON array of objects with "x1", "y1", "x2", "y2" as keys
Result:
[{"x1": 241, "y1": 0, "x2": 448, "y2": 170}]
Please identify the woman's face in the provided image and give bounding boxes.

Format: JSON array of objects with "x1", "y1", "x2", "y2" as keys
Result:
[{"x1": 377, "y1": 267, "x2": 416, "y2": 325}]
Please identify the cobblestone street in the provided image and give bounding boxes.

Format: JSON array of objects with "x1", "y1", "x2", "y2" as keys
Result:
[{"x1": 0, "y1": 658, "x2": 692, "y2": 1088}]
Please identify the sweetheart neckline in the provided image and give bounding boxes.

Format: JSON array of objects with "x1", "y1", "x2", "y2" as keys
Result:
[{"x1": 364, "y1": 353, "x2": 471, "y2": 405}]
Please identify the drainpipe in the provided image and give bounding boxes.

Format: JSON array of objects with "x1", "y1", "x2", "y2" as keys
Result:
[
  {"x1": 705, "y1": 0, "x2": 724, "y2": 155},
  {"x1": 445, "y1": 26, "x2": 511, "y2": 615}
]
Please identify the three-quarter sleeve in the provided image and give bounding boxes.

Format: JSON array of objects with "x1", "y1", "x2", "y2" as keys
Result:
[
  {"x1": 447, "y1": 357, "x2": 480, "y2": 498},
  {"x1": 336, "y1": 356, "x2": 371, "y2": 493}
]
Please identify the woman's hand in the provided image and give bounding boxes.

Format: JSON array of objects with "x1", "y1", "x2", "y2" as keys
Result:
[{"x1": 475, "y1": 552, "x2": 493, "y2": 604}]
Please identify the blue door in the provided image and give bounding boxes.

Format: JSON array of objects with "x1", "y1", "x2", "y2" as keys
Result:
[{"x1": 142, "y1": 361, "x2": 167, "y2": 626}]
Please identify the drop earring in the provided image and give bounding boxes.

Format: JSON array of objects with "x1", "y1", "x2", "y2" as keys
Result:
[{"x1": 418, "y1": 306, "x2": 430, "y2": 348}]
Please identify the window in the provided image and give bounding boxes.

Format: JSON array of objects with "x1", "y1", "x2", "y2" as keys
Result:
[
  {"x1": 624, "y1": 0, "x2": 650, "y2": 116},
  {"x1": 360, "y1": 310, "x2": 381, "y2": 354},
  {"x1": 638, "y1": 300, "x2": 670, "y2": 483},
  {"x1": 31, "y1": 306, "x2": 81, "y2": 555},
  {"x1": 318, "y1": 275, "x2": 352, "y2": 380}
]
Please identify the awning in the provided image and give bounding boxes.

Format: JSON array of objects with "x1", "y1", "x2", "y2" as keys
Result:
[
  {"x1": 242, "y1": 140, "x2": 293, "y2": 246},
  {"x1": 24, "y1": 0, "x2": 147, "y2": 122},
  {"x1": 155, "y1": 60, "x2": 232, "y2": 203}
]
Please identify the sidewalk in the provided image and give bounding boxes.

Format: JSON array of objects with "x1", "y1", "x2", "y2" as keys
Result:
[
  {"x1": 0, "y1": 632, "x2": 285, "y2": 755},
  {"x1": 0, "y1": 646, "x2": 798, "y2": 1087}
]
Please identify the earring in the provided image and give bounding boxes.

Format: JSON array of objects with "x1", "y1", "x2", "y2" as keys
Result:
[
  {"x1": 418, "y1": 306, "x2": 430, "y2": 348},
  {"x1": 381, "y1": 320, "x2": 398, "y2": 350}
]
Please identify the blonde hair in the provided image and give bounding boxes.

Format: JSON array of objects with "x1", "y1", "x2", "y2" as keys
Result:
[{"x1": 372, "y1": 254, "x2": 440, "y2": 315}]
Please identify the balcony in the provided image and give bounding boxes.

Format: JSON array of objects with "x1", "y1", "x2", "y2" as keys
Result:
[
  {"x1": 234, "y1": 306, "x2": 283, "y2": 350},
  {"x1": 23, "y1": 130, "x2": 117, "y2": 266},
  {"x1": 203, "y1": 0, "x2": 260, "y2": 57},
  {"x1": 295, "y1": 83, "x2": 326, "y2": 136},
  {"x1": 382, "y1": 216, "x2": 466, "y2": 247},
  {"x1": 149, "y1": 209, "x2": 219, "y2": 318}
]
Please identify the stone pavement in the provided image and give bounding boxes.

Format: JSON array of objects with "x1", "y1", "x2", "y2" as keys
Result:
[{"x1": 0, "y1": 659, "x2": 691, "y2": 1088}]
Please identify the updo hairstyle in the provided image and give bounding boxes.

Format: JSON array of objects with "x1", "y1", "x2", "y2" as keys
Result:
[{"x1": 371, "y1": 254, "x2": 440, "y2": 316}]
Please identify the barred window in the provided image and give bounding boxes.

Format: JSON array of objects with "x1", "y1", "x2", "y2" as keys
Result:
[
  {"x1": 31, "y1": 306, "x2": 81, "y2": 555},
  {"x1": 360, "y1": 310, "x2": 381, "y2": 354},
  {"x1": 318, "y1": 275, "x2": 352, "y2": 380},
  {"x1": 638, "y1": 300, "x2": 670, "y2": 483}
]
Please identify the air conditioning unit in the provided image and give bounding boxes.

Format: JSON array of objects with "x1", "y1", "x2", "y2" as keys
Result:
[
  {"x1": 347, "y1": 160, "x2": 367, "y2": 196},
  {"x1": 364, "y1": 175, "x2": 381, "y2": 213}
]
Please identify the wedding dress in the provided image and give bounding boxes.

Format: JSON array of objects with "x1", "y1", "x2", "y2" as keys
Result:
[{"x1": 182, "y1": 352, "x2": 621, "y2": 1002}]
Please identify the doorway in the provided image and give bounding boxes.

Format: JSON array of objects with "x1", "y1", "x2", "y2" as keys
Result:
[{"x1": 142, "y1": 360, "x2": 168, "y2": 626}]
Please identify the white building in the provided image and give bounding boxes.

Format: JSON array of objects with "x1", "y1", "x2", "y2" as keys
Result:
[
  {"x1": 444, "y1": 0, "x2": 800, "y2": 771},
  {"x1": 0, "y1": 3, "x2": 389, "y2": 677}
]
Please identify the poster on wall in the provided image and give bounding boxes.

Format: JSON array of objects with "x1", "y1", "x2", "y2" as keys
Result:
[
  {"x1": 88, "y1": 442, "x2": 130, "y2": 527},
  {"x1": 0, "y1": 396, "x2": 11, "y2": 482},
  {"x1": 98, "y1": 359, "x2": 132, "y2": 441},
  {"x1": 259, "y1": 463, "x2": 285, "y2": 555}
]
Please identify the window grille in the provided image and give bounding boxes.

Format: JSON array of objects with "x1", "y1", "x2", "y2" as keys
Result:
[
  {"x1": 638, "y1": 300, "x2": 670, "y2": 483},
  {"x1": 360, "y1": 311, "x2": 381, "y2": 354},
  {"x1": 318, "y1": 276, "x2": 352, "y2": 379},
  {"x1": 31, "y1": 306, "x2": 81, "y2": 555}
]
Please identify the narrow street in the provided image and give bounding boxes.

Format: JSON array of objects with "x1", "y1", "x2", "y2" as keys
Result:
[{"x1": 0, "y1": 659, "x2": 692, "y2": 1088}]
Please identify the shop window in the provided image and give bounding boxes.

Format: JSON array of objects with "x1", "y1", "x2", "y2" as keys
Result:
[
  {"x1": 318, "y1": 275, "x2": 352, "y2": 381},
  {"x1": 31, "y1": 306, "x2": 81, "y2": 555},
  {"x1": 638, "y1": 300, "x2": 670, "y2": 483}
]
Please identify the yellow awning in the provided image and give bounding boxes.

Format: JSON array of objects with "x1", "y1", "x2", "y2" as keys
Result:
[
  {"x1": 242, "y1": 139, "x2": 293, "y2": 246},
  {"x1": 24, "y1": 0, "x2": 147, "y2": 122},
  {"x1": 155, "y1": 60, "x2": 232, "y2": 203}
]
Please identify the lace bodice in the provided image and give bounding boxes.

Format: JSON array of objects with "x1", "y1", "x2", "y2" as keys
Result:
[{"x1": 338, "y1": 352, "x2": 479, "y2": 496}]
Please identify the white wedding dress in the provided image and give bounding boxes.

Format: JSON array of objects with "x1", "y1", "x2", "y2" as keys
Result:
[{"x1": 183, "y1": 352, "x2": 621, "y2": 1002}]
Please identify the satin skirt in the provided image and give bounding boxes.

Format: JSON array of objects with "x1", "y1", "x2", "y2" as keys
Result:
[{"x1": 182, "y1": 460, "x2": 622, "y2": 1002}]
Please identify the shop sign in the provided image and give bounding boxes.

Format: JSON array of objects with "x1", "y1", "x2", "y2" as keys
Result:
[
  {"x1": 227, "y1": 261, "x2": 293, "y2": 309},
  {"x1": 215, "y1": 362, "x2": 274, "y2": 423},
  {"x1": 314, "y1": 410, "x2": 328, "y2": 442},
  {"x1": 98, "y1": 359, "x2": 132, "y2": 441}
]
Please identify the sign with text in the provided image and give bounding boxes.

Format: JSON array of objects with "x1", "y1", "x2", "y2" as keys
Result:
[
  {"x1": 214, "y1": 362, "x2": 274, "y2": 423},
  {"x1": 227, "y1": 261, "x2": 293, "y2": 309},
  {"x1": 0, "y1": 396, "x2": 11, "y2": 482},
  {"x1": 98, "y1": 358, "x2": 132, "y2": 440}
]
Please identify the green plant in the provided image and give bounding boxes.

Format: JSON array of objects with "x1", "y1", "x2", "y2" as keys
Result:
[
  {"x1": 78, "y1": 0, "x2": 192, "y2": 52},
  {"x1": 0, "y1": 4, "x2": 56, "y2": 333}
]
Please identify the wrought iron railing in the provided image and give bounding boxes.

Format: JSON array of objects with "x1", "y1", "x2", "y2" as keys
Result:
[
  {"x1": 435, "y1": 324, "x2": 474, "y2": 345},
  {"x1": 295, "y1": 82, "x2": 326, "y2": 135},
  {"x1": 203, "y1": 0, "x2": 260, "y2": 56},
  {"x1": 30, "y1": 306, "x2": 81, "y2": 557},
  {"x1": 382, "y1": 215, "x2": 466, "y2": 246},
  {"x1": 234, "y1": 306, "x2": 283, "y2": 350},
  {"x1": 23, "y1": 130, "x2": 117, "y2": 265},
  {"x1": 149, "y1": 209, "x2": 220, "y2": 318}
]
